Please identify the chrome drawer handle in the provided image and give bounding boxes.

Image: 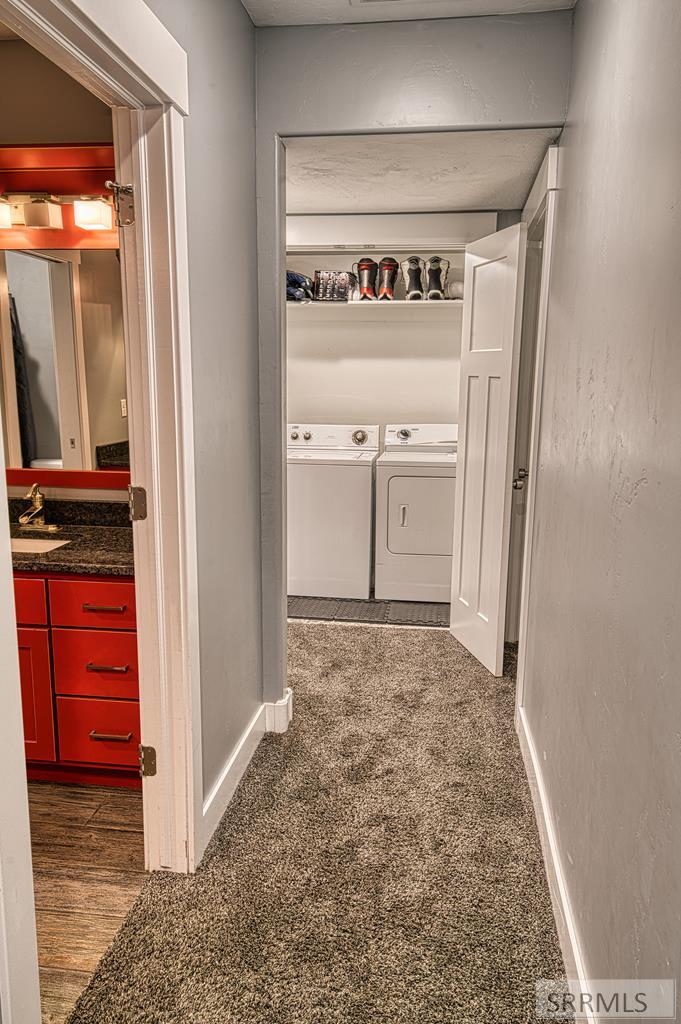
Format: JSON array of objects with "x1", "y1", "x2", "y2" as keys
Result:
[
  {"x1": 82, "y1": 603, "x2": 128, "y2": 614},
  {"x1": 89, "y1": 730, "x2": 133, "y2": 743},
  {"x1": 86, "y1": 662, "x2": 130, "y2": 674}
]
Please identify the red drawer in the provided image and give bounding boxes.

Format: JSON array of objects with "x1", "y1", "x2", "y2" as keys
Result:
[
  {"x1": 53, "y1": 629, "x2": 139, "y2": 700},
  {"x1": 56, "y1": 696, "x2": 140, "y2": 767},
  {"x1": 14, "y1": 577, "x2": 47, "y2": 626},
  {"x1": 49, "y1": 579, "x2": 136, "y2": 630}
]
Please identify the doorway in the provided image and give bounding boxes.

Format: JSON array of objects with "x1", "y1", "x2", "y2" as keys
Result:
[
  {"x1": 280, "y1": 130, "x2": 557, "y2": 677},
  {"x1": 0, "y1": 6, "x2": 199, "y2": 1023}
]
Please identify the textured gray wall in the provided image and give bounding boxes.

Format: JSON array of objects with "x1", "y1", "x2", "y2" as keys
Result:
[
  {"x1": 523, "y1": 0, "x2": 681, "y2": 985},
  {"x1": 256, "y1": 12, "x2": 574, "y2": 702},
  {"x1": 142, "y1": 0, "x2": 262, "y2": 798}
]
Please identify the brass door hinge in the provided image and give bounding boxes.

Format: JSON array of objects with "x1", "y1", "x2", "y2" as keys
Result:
[{"x1": 139, "y1": 744, "x2": 157, "y2": 778}]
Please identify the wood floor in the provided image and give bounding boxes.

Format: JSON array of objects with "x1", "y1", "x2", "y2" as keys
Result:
[{"x1": 28, "y1": 782, "x2": 145, "y2": 1024}]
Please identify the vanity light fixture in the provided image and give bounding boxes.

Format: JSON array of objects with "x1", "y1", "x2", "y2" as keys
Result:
[
  {"x1": 0, "y1": 200, "x2": 11, "y2": 229},
  {"x1": 74, "y1": 198, "x2": 114, "y2": 231},
  {"x1": 22, "y1": 198, "x2": 63, "y2": 229}
]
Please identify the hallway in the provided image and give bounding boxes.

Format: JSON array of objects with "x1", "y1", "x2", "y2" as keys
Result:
[{"x1": 69, "y1": 622, "x2": 563, "y2": 1023}]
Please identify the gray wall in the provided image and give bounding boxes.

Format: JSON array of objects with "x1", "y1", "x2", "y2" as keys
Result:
[
  {"x1": 0, "y1": 40, "x2": 112, "y2": 143},
  {"x1": 256, "y1": 11, "x2": 573, "y2": 701},
  {"x1": 523, "y1": 0, "x2": 681, "y2": 989},
  {"x1": 143, "y1": 0, "x2": 263, "y2": 798}
]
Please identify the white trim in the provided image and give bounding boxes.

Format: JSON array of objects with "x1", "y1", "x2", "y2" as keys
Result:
[
  {"x1": 516, "y1": 182, "x2": 558, "y2": 712},
  {"x1": 0, "y1": 0, "x2": 188, "y2": 112},
  {"x1": 516, "y1": 707, "x2": 595, "y2": 1021},
  {"x1": 113, "y1": 105, "x2": 201, "y2": 874},
  {"x1": 265, "y1": 686, "x2": 293, "y2": 733},
  {"x1": 201, "y1": 693, "x2": 294, "y2": 847},
  {"x1": 522, "y1": 144, "x2": 558, "y2": 226},
  {"x1": 201, "y1": 704, "x2": 267, "y2": 847}
]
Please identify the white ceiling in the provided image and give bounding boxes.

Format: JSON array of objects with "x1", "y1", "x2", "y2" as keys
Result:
[
  {"x1": 285, "y1": 128, "x2": 560, "y2": 214},
  {"x1": 242, "y1": 0, "x2": 575, "y2": 28}
]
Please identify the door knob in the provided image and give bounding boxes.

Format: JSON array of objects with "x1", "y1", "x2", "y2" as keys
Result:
[{"x1": 513, "y1": 468, "x2": 528, "y2": 490}]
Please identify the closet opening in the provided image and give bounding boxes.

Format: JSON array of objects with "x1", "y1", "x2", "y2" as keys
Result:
[{"x1": 282, "y1": 129, "x2": 558, "y2": 675}]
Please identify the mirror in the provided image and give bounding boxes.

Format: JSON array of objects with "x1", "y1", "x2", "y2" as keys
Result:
[{"x1": 0, "y1": 248, "x2": 129, "y2": 471}]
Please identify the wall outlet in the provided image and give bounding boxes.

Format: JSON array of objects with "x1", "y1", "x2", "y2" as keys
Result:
[{"x1": 120, "y1": 398, "x2": 128, "y2": 418}]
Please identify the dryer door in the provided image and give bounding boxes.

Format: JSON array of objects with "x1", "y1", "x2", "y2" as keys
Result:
[{"x1": 387, "y1": 476, "x2": 456, "y2": 556}]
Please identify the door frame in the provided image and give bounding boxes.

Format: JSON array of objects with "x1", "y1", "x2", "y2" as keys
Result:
[
  {"x1": 515, "y1": 146, "x2": 558, "y2": 713},
  {"x1": 0, "y1": 2, "x2": 200, "y2": 1020}
]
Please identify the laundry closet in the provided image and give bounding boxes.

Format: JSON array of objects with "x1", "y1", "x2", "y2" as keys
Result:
[
  {"x1": 286, "y1": 210, "x2": 491, "y2": 613},
  {"x1": 283, "y1": 131, "x2": 554, "y2": 668}
]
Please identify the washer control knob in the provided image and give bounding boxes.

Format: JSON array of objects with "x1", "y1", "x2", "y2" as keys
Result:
[
  {"x1": 303, "y1": 431, "x2": 312, "y2": 441},
  {"x1": 352, "y1": 429, "x2": 368, "y2": 446},
  {"x1": 397, "y1": 428, "x2": 412, "y2": 440},
  {"x1": 290, "y1": 431, "x2": 299, "y2": 440}
]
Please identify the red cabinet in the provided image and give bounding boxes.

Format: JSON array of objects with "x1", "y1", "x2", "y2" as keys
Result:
[
  {"x1": 17, "y1": 627, "x2": 56, "y2": 762},
  {"x1": 14, "y1": 572, "x2": 139, "y2": 785}
]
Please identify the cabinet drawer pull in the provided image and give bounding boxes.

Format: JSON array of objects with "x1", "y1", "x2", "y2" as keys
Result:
[
  {"x1": 86, "y1": 662, "x2": 130, "y2": 674},
  {"x1": 82, "y1": 603, "x2": 128, "y2": 614},
  {"x1": 89, "y1": 730, "x2": 133, "y2": 743}
]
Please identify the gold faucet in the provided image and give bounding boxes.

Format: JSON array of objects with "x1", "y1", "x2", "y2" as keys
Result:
[{"x1": 18, "y1": 484, "x2": 60, "y2": 533}]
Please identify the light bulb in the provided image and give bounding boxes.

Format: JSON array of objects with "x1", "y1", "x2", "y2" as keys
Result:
[{"x1": 74, "y1": 199, "x2": 113, "y2": 231}]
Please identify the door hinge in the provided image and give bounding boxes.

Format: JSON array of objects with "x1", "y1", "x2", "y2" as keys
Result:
[
  {"x1": 128, "y1": 485, "x2": 147, "y2": 521},
  {"x1": 139, "y1": 744, "x2": 157, "y2": 777},
  {"x1": 513, "y1": 468, "x2": 529, "y2": 491},
  {"x1": 106, "y1": 180, "x2": 135, "y2": 226}
]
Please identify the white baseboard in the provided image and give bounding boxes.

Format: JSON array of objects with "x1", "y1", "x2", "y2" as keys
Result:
[
  {"x1": 516, "y1": 706, "x2": 596, "y2": 1021},
  {"x1": 265, "y1": 686, "x2": 293, "y2": 732},
  {"x1": 201, "y1": 689, "x2": 294, "y2": 849}
]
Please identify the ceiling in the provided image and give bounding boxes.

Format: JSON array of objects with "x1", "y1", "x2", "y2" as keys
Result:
[
  {"x1": 242, "y1": 0, "x2": 575, "y2": 28},
  {"x1": 285, "y1": 128, "x2": 560, "y2": 214}
]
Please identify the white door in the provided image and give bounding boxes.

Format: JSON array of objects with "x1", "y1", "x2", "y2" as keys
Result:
[
  {"x1": 450, "y1": 223, "x2": 527, "y2": 675},
  {"x1": 0, "y1": 465, "x2": 41, "y2": 1024}
]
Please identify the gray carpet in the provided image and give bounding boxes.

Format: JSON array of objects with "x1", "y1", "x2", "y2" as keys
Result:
[{"x1": 69, "y1": 622, "x2": 564, "y2": 1024}]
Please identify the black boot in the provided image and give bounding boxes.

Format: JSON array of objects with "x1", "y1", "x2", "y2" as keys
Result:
[
  {"x1": 378, "y1": 257, "x2": 400, "y2": 301},
  {"x1": 425, "y1": 257, "x2": 450, "y2": 300},
  {"x1": 401, "y1": 256, "x2": 425, "y2": 300}
]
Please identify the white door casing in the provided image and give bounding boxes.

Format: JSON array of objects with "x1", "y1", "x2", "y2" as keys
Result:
[{"x1": 450, "y1": 223, "x2": 527, "y2": 676}]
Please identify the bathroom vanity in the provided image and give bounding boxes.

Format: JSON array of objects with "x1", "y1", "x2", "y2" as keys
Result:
[{"x1": 12, "y1": 520, "x2": 139, "y2": 788}]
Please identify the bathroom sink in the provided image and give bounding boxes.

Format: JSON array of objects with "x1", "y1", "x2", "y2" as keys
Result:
[{"x1": 11, "y1": 538, "x2": 71, "y2": 554}]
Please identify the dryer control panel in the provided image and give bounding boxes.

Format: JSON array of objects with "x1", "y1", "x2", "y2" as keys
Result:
[{"x1": 384, "y1": 423, "x2": 458, "y2": 452}]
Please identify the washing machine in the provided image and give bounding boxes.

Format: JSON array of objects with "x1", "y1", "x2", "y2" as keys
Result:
[
  {"x1": 287, "y1": 424, "x2": 379, "y2": 599},
  {"x1": 374, "y1": 424, "x2": 458, "y2": 602}
]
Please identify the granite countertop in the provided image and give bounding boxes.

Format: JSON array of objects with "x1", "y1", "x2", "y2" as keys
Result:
[{"x1": 11, "y1": 524, "x2": 134, "y2": 577}]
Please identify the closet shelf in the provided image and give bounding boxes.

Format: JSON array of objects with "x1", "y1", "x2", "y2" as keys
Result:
[{"x1": 286, "y1": 299, "x2": 463, "y2": 324}]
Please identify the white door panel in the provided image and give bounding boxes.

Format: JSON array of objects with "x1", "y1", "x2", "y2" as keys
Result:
[{"x1": 450, "y1": 224, "x2": 527, "y2": 675}]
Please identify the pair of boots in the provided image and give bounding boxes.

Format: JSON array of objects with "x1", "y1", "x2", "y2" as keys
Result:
[
  {"x1": 353, "y1": 256, "x2": 400, "y2": 301},
  {"x1": 353, "y1": 255, "x2": 450, "y2": 301},
  {"x1": 401, "y1": 257, "x2": 450, "y2": 301}
]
